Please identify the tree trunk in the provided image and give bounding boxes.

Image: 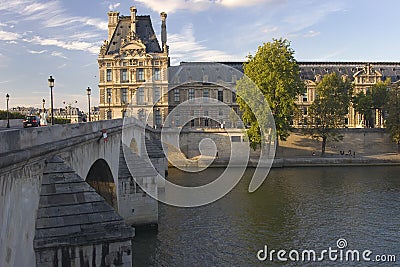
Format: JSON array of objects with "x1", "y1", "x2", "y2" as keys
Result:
[
  {"x1": 398, "y1": 141, "x2": 400, "y2": 154},
  {"x1": 321, "y1": 136, "x2": 327, "y2": 157}
]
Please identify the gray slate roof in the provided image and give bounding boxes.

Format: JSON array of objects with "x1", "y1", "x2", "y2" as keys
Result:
[
  {"x1": 107, "y1": 16, "x2": 162, "y2": 55},
  {"x1": 34, "y1": 156, "x2": 134, "y2": 249},
  {"x1": 174, "y1": 61, "x2": 400, "y2": 84}
]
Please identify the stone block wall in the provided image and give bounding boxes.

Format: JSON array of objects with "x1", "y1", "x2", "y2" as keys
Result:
[{"x1": 35, "y1": 241, "x2": 132, "y2": 267}]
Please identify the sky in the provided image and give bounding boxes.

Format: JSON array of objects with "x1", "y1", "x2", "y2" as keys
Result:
[{"x1": 0, "y1": 0, "x2": 400, "y2": 111}]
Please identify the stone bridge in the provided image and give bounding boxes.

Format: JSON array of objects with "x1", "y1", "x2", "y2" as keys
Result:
[{"x1": 0, "y1": 118, "x2": 167, "y2": 266}]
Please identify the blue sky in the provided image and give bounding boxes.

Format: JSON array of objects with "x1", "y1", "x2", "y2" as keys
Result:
[{"x1": 0, "y1": 0, "x2": 399, "y2": 110}]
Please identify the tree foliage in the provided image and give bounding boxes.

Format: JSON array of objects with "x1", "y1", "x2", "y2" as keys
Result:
[
  {"x1": 236, "y1": 38, "x2": 305, "y2": 149},
  {"x1": 305, "y1": 73, "x2": 352, "y2": 156},
  {"x1": 0, "y1": 110, "x2": 25, "y2": 120},
  {"x1": 352, "y1": 91, "x2": 373, "y2": 127},
  {"x1": 385, "y1": 84, "x2": 400, "y2": 153}
]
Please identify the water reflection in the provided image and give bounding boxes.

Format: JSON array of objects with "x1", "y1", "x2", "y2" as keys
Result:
[{"x1": 133, "y1": 166, "x2": 400, "y2": 266}]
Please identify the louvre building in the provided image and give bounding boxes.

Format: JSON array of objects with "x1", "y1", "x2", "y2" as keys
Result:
[{"x1": 98, "y1": 6, "x2": 400, "y2": 129}]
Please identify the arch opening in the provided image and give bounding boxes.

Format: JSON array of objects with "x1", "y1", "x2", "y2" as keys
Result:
[{"x1": 86, "y1": 159, "x2": 118, "y2": 210}]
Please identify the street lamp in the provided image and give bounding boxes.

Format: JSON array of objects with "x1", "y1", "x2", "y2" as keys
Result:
[
  {"x1": 48, "y1": 76, "x2": 55, "y2": 125},
  {"x1": 86, "y1": 87, "x2": 91, "y2": 122},
  {"x1": 6, "y1": 94, "x2": 10, "y2": 128}
]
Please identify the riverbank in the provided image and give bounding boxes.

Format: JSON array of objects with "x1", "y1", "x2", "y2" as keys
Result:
[{"x1": 168, "y1": 153, "x2": 400, "y2": 168}]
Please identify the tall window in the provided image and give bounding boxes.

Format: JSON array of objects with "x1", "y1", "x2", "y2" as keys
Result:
[
  {"x1": 121, "y1": 69, "x2": 128, "y2": 82},
  {"x1": 121, "y1": 88, "x2": 128, "y2": 104},
  {"x1": 154, "y1": 87, "x2": 161, "y2": 103},
  {"x1": 155, "y1": 109, "x2": 161, "y2": 126},
  {"x1": 302, "y1": 92, "x2": 308, "y2": 102},
  {"x1": 106, "y1": 69, "x2": 112, "y2": 82},
  {"x1": 137, "y1": 68, "x2": 145, "y2": 81},
  {"x1": 137, "y1": 88, "x2": 145, "y2": 104},
  {"x1": 218, "y1": 89, "x2": 223, "y2": 102},
  {"x1": 203, "y1": 89, "x2": 209, "y2": 102},
  {"x1": 174, "y1": 89, "x2": 180, "y2": 102},
  {"x1": 107, "y1": 110, "x2": 112, "y2": 120},
  {"x1": 188, "y1": 89, "x2": 195, "y2": 101},
  {"x1": 106, "y1": 88, "x2": 112, "y2": 103},
  {"x1": 154, "y1": 68, "x2": 161, "y2": 81}
]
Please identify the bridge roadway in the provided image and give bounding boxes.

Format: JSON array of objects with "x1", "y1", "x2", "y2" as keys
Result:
[{"x1": 0, "y1": 118, "x2": 167, "y2": 266}]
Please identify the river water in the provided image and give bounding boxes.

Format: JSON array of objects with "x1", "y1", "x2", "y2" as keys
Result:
[{"x1": 133, "y1": 166, "x2": 400, "y2": 266}]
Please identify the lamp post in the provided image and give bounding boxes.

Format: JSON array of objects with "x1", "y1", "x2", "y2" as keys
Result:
[
  {"x1": 6, "y1": 94, "x2": 10, "y2": 128},
  {"x1": 48, "y1": 76, "x2": 55, "y2": 125},
  {"x1": 86, "y1": 87, "x2": 91, "y2": 122},
  {"x1": 42, "y1": 99, "x2": 45, "y2": 111},
  {"x1": 108, "y1": 92, "x2": 111, "y2": 120}
]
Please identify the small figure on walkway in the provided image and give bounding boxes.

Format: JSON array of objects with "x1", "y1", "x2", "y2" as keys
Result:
[{"x1": 40, "y1": 108, "x2": 48, "y2": 126}]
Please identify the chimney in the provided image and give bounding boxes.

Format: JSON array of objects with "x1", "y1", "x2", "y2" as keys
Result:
[
  {"x1": 160, "y1": 12, "x2": 167, "y2": 52},
  {"x1": 130, "y1": 6, "x2": 137, "y2": 35},
  {"x1": 107, "y1": 11, "x2": 119, "y2": 41}
]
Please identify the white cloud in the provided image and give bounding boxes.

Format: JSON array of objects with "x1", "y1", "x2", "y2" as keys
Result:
[
  {"x1": 216, "y1": 0, "x2": 272, "y2": 8},
  {"x1": 51, "y1": 51, "x2": 68, "y2": 59},
  {"x1": 0, "y1": 30, "x2": 21, "y2": 41},
  {"x1": 0, "y1": 0, "x2": 107, "y2": 31},
  {"x1": 135, "y1": 0, "x2": 273, "y2": 13},
  {"x1": 169, "y1": 24, "x2": 241, "y2": 65},
  {"x1": 108, "y1": 3, "x2": 121, "y2": 11},
  {"x1": 57, "y1": 63, "x2": 67, "y2": 69},
  {"x1": 263, "y1": 26, "x2": 278, "y2": 34},
  {"x1": 303, "y1": 30, "x2": 320, "y2": 38},
  {"x1": 283, "y1": 2, "x2": 344, "y2": 32},
  {"x1": 28, "y1": 49, "x2": 47, "y2": 54},
  {"x1": 26, "y1": 36, "x2": 100, "y2": 54}
]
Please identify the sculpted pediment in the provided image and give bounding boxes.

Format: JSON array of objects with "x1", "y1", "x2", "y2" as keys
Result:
[
  {"x1": 304, "y1": 79, "x2": 316, "y2": 86},
  {"x1": 353, "y1": 64, "x2": 382, "y2": 78},
  {"x1": 121, "y1": 41, "x2": 146, "y2": 51}
]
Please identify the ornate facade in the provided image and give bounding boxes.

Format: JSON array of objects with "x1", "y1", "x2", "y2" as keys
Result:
[
  {"x1": 97, "y1": 8, "x2": 400, "y2": 129},
  {"x1": 295, "y1": 62, "x2": 400, "y2": 128},
  {"x1": 98, "y1": 7, "x2": 169, "y2": 125}
]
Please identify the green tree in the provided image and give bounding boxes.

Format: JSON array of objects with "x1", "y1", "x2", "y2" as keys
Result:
[
  {"x1": 385, "y1": 84, "x2": 400, "y2": 153},
  {"x1": 352, "y1": 91, "x2": 373, "y2": 127},
  {"x1": 305, "y1": 73, "x2": 352, "y2": 156},
  {"x1": 370, "y1": 80, "x2": 389, "y2": 127},
  {"x1": 236, "y1": 38, "x2": 305, "y2": 149},
  {"x1": 0, "y1": 110, "x2": 25, "y2": 119}
]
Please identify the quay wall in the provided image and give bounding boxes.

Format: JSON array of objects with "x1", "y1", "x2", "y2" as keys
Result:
[{"x1": 163, "y1": 128, "x2": 398, "y2": 165}]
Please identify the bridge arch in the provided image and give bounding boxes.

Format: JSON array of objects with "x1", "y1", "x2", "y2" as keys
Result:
[{"x1": 86, "y1": 159, "x2": 118, "y2": 211}]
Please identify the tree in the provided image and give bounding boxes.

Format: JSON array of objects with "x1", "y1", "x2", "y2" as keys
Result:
[
  {"x1": 370, "y1": 80, "x2": 389, "y2": 127},
  {"x1": 305, "y1": 73, "x2": 352, "y2": 156},
  {"x1": 0, "y1": 110, "x2": 24, "y2": 120},
  {"x1": 236, "y1": 38, "x2": 305, "y2": 149},
  {"x1": 385, "y1": 84, "x2": 400, "y2": 153},
  {"x1": 352, "y1": 91, "x2": 373, "y2": 127}
]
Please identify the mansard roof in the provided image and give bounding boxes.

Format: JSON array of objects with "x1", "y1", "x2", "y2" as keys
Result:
[
  {"x1": 106, "y1": 15, "x2": 162, "y2": 55},
  {"x1": 177, "y1": 61, "x2": 400, "y2": 84},
  {"x1": 297, "y1": 62, "x2": 400, "y2": 82}
]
